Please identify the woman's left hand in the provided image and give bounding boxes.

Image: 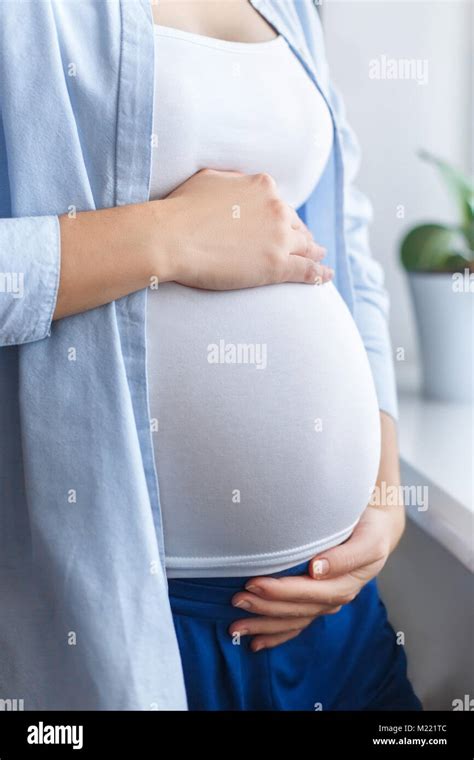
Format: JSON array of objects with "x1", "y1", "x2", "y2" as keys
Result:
[
  {"x1": 229, "y1": 412, "x2": 405, "y2": 652},
  {"x1": 229, "y1": 503, "x2": 405, "y2": 651}
]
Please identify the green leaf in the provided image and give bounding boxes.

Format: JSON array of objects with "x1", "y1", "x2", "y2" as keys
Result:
[
  {"x1": 418, "y1": 150, "x2": 474, "y2": 233},
  {"x1": 462, "y1": 219, "x2": 474, "y2": 252},
  {"x1": 400, "y1": 223, "x2": 468, "y2": 272}
]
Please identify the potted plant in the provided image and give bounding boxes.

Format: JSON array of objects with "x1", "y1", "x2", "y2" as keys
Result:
[{"x1": 400, "y1": 151, "x2": 473, "y2": 402}]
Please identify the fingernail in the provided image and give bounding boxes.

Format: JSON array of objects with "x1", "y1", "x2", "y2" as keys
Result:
[
  {"x1": 244, "y1": 584, "x2": 263, "y2": 595},
  {"x1": 233, "y1": 599, "x2": 251, "y2": 609},
  {"x1": 253, "y1": 643, "x2": 265, "y2": 653},
  {"x1": 312, "y1": 559, "x2": 329, "y2": 576}
]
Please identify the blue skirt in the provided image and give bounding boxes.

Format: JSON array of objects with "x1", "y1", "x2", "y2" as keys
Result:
[{"x1": 168, "y1": 560, "x2": 422, "y2": 711}]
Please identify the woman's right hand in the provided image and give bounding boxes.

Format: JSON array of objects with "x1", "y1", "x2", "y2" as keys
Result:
[
  {"x1": 155, "y1": 169, "x2": 333, "y2": 290},
  {"x1": 54, "y1": 169, "x2": 332, "y2": 321}
]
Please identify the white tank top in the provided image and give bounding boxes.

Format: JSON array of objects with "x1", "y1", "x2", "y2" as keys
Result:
[{"x1": 147, "y1": 25, "x2": 381, "y2": 577}]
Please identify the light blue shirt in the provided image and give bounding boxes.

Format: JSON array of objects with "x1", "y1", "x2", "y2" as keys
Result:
[{"x1": 0, "y1": 0, "x2": 397, "y2": 710}]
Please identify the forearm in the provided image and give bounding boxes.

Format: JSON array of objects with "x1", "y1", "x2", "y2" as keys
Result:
[
  {"x1": 371, "y1": 410, "x2": 406, "y2": 552},
  {"x1": 54, "y1": 201, "x2": 173, "y2": 321},
  {"x1": 53, "y1": 168, "x2": 334, "y2": 322}
]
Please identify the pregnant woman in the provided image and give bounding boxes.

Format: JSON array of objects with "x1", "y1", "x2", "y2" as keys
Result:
[{"x1": 0, "y1": 0, "x2": 421, "y2": 710}]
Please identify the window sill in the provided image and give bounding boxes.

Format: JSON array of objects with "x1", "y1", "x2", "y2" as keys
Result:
[{"x1": 398, "y1": 389, "x2": 473, "y2": 572}]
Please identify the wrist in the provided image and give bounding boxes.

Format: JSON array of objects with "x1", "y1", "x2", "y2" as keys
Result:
[
  {"x1": 145, "y1": 198, "x2": 182, "y2": 285},
  {"x1": 388, "y1": 503, "x2": 406, "y2": 553},
  {"x1": 370, "y1": 465, "x2": 405, "y2": 548}
]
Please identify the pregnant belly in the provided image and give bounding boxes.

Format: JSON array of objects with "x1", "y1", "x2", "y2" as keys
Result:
[{"x1": 146, "y1": 280, "x2": 381, "y2": 577}]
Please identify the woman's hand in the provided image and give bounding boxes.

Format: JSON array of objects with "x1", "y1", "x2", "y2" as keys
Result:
[
  {"x1": 229, "y1": 412, "x2": 405, "y2": 652},
  {"x1": 158, "y1": 168, "x2": 333, "y2": 289},
  {"x1": 55, "y1": 169, "x2": 332, "y2": 321}
]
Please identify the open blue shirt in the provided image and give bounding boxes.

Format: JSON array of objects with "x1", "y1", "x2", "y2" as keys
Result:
[{"x1": 0, "y1": 0, "x2": 397, "y2": 710}]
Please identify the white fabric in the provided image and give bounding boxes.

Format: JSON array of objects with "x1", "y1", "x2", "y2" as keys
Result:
[
  {"x1": 147, "y1": 25, "x2": 381, "y2": 577},
  {"x1": 148, "y1": 25, "x2": 333, "y2": 208}
]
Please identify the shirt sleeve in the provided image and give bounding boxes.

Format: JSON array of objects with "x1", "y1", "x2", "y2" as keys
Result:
[
  {"x1": 0, "y1": 215, "x2": 61, "y2": 347},
  {"x1": 327, "y1": 80, "x2": 399, "y2": 421},
  {"x1": 294, "y1": 1, "x2": 399, "y2": 421}
]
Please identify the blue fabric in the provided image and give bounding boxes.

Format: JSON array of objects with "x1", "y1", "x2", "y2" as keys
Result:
[
  {"x1": 169, "y1": 562, "x2": 422, "y2": 711},
  {"x1": 0, "y1": 0, "x2": 398, "y2": 709}
]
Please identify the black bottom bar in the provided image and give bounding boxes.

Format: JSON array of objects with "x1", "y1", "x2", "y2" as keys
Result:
[{"x1": 0, "y1": 710, "x2": 473, "y2": 757}]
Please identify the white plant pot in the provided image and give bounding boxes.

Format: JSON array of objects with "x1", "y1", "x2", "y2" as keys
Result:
[{"x1": 408, "y1": 271, "x2": 473, "y2": 403}]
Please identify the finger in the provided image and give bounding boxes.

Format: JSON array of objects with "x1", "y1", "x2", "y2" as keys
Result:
[
  {"x1": 292, "y1": 242, "x2": 328, "y2": 265},
  {"x1": 285, "y1": 256, "x2": 333, "y2": 285},
  {"x1": 284, "y1": 212, "x2": 329, "y2": 269},
  {"x1": 198, "y1": 168, "x2": 246, "y2": 178},
  {"x1": 288, "y1": 211, "x2": 313, "y2": 241},
  {"x1": 288, "y1": 207, "x2": 306, "y2": 230},
  {"x1": 289, "y1": 228, "x2": 326, "y2": 260},
  {"x1": 229, "y1": 615, "x2": 315, "y2": 638},
  {"x1": 231, "y1": 591, "x2": 333, "y2": 618},
  {"x1": 308, "y1": 263, "x2": 333, "y2": 284},
  {"x1": 243, "y1": 574, "x2": 357, "y2": 606},
  {"x1": 250, "y1": 612, "x2": 345, "y2": 652},
  {"x1": 309, "y1": 523, "x2": 389, "y2": 580},
  {"x1": 295, "y1": 246, "x2": 330, "y2": 268},
  {"x1": 250, "y1": 629, "x2": 303, "y2": 652},
  {"x1": 288, "y1": 211, "x2": 316, "y2": 247},
  {"x1": 321, "y1": 265, "x2": 334, "y2": 283},
  {"x1": 287, "y1": 214, "x2": 327, "y2": 260}
]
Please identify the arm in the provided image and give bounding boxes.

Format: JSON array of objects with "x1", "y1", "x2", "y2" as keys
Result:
[
  {"x1": 1, "y1": 170, "x2": 331, "y2": 346},
  {"x1": 0, "y1": 204, "x2": 173, "y2": 343},
  {"x1": 54, "y1": 201, "x2": 171, "y2": 321}
]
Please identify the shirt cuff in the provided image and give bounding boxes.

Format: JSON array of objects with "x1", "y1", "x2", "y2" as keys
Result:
[{"x1": 0, "y1": 215, "x2": 61, "y2": 346}]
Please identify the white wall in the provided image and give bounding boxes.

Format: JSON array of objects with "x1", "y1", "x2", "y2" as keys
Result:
[
  {"x1": 321, "y1": 0, "x2": 473, "y2": 710},
  {"x1": 379, "y1": 518, "x2": 474, "y2": 710},
  {"x1": 322, "y1": 0, "x2": 472, "y2": 385}
]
